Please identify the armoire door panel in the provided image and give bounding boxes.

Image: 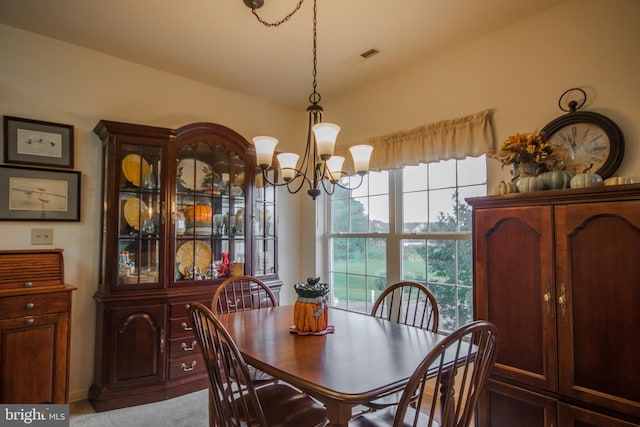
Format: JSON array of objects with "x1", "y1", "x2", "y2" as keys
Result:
[
  {"x1": 474, "y1": 206, "x2": 557, "y2": 391},
  {"x1": 555, "y1": 201, "x2": 640, "y2": 418}
]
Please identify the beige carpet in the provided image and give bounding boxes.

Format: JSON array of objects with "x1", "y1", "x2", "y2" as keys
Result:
[{"x1": 70, "y1": 389, "x2": 208, "y2": 427}]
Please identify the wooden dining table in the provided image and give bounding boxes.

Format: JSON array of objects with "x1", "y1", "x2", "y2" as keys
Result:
[{"x1": 217, "y1": 305, "x2": 447, "y2": 427}]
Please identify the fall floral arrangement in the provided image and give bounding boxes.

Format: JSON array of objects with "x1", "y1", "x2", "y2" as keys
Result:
[
  {"x1": 490, "y1": 130, "x2": 556, "y2": 168},
  {"x1": 292, "y1": 277, "x2": 330, "y2": 333}
]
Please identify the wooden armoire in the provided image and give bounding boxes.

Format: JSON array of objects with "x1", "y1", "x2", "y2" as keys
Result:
[{"x1": 468, "y1": 184, "x2": 640, "y2": 427}]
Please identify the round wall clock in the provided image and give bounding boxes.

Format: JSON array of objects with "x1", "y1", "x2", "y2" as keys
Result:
[{"x1": 541, "y1": 88, "x2": 624, "y2": 179}]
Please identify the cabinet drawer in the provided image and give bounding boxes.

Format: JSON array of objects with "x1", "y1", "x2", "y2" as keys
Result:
[
  {"x1": 170, "y1": 299, "x2": 212, "y2": 318},
  {"x1": 168, "y1": 354, "x2": 205, "y2": 380},
  {"x1": 0, "y1": 292, "x2": 70, "y2": 319},
  {"x1": 169, "y1": 316, "x2": 196, "y2": 338},
  {"x1": 169, "y1": 337, "x2": 200, "y2": 359}
]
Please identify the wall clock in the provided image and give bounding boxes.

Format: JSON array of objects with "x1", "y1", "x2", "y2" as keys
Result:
[{"x1": 541, "y1": 88, "x2": 624, "y2": 179}]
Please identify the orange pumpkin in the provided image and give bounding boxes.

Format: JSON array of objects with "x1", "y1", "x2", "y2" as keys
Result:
[
  {"x1": 294, "y1": 300, "x2": 328, "y2": 333},
  {"x1": 183, "y1": 205, "x2": 213, "y2": 222}
]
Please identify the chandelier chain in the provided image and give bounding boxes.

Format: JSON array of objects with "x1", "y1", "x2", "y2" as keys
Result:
[
  {"x1": 251, "y1": 0, "x2": 305, "y2": 27},
  {"x1": 309, "y1": 0, "x2": 320, "y2": 105}
]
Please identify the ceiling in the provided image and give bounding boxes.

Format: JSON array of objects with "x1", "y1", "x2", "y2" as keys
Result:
[{"x1": 0, "y1": 0, "x2": 566, "y2": 109}]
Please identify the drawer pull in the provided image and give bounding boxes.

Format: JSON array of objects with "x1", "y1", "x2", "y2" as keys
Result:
[
  {"x1": 25, "y1": 302, "x2": 35, "y2": 310},
  {"x1": 181, "y1": 361, "x2": 197, "y2": 372},
  {"x1": 181, "y1": 341, "x2": 197, "y2": 352},
  {"x1": 24, "y1": 282, "x2": 33, "y2": 288},
  {"x1": 227, "y1": 298, "x2": 241, "y2": 309},
  {"x1": 184, "y1": 303, "x2": 192, "y2": 310},
  {"x1": 25, "y1": 318, "x2": 35, "y2": 325},
  {"x1": 180, "y1": 321, "x2": 193, "y2": 331}
]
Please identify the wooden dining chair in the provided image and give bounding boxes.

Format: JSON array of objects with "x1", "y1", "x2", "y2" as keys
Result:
[
  {"x1": 188, "y1": 302, "x2": 328, "y2": 427},
  {"x1": 211, "y1": 275, "x2": 278, "y2": 386},
  {"x1": 359, "y1": 281, "x2": 440, "y2": 413},
  {"x1": 370, "y1": 281, "x2": 439, "y2": 332},
  {"x1": 212, "y1": 275, "x2": 278, "y2": 314},
  {"x1": 350, "y1": 320, "x2": 498, "y2": 427}
]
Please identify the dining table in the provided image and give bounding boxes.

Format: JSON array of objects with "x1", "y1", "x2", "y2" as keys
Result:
[{"x1": 217, "y1": 304, "x2": 447, "y2": 427}]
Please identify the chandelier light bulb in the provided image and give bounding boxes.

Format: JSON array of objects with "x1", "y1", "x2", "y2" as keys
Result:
[
  {"x1": 253, "y1": 136, "x2": 279, "y2": 169},
  {"x1": 276, "y1": 152, "x2": 300, "y2": 182},
  {"x1": 325, "y1": 155, "x2": 345, "y2": 183},
  {"x1": 312, "y1": 123, "x2": 340, "y2": 161},
  {"x1": 349, "y1": 144, "x2": 374, "y2": 175}
]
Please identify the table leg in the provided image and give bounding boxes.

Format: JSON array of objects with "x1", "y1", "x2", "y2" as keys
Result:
[{"x1": 324, "y1": 401, "x2": 352, "y2": 427}]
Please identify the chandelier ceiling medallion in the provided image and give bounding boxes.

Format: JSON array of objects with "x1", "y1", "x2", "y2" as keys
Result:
[{"x1": 245, "y1": 0, "x2": 373, "y2": 200}]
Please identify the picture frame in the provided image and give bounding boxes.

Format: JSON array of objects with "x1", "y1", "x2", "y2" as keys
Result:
[
  {"x1": 3, "y1": 116, "x2": 74, "y2": 168},
  {"x1": 0, "y1": 165, "x2": 81, "y2": 221}
]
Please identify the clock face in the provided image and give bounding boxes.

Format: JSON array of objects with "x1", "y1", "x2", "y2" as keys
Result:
[
  {"x1": 548, "y1": 122, "x2": 610, "y2": 174},
  {"x1": 541, "y1": 111, "x2": 624, "y2": 179}
]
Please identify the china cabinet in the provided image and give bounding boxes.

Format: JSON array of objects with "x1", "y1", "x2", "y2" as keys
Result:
[
  {"x1": 0, "y1": 249, "x2": 75, "y2": 404},
  {"x1": 90, "y1": 120, "x2": 280, "y2": 411},
  {"x1": 468, "y1": 185, "x2": 640, "y2": 427}
]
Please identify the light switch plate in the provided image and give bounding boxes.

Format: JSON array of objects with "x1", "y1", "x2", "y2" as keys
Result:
[{"x1": 31, "y1": 228, "x2": 53, "y2": 245}]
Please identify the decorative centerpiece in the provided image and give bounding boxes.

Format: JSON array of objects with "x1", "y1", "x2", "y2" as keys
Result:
[
  {"x1": 292, "y1": 277, "x2": 330, "y2": 334},
  {"x1": 489, "y1": 130, "x2": 556, "y2": 180}
]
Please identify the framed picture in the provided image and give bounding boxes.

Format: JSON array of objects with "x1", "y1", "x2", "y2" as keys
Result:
[
  {"x1": 0, "y1": 165, "x2": 81, "y2": 221},
  {"x1": 3, "y1": 116, "x2": 74, "y2": 168}
]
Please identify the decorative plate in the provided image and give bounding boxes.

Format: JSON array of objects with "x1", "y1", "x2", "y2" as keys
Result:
[
  {"x1": 175, "y1": 240, "x2": 212, "y2": 275},
  {"x1": 123, "y1": 197, "x2": 150, "y2": 230},
  {"x1": 122, "y1": 154, "x2": 151, "y2": 187},
  {"x1": 177, "y1": 158, "x2": 217, "y2": 191}
]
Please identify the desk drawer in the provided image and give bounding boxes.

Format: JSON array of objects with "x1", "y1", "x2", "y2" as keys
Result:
[
  {"x1": 168, "y1": 354, "x2": 205, "y2": 380},
  {"x1": 0, "y1": 292, "x2": 70, "y2": 319}
]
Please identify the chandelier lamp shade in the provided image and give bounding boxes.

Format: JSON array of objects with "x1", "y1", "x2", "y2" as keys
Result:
[{"x1": 245, "y1": 0, "x2": 373, "y2": 200}]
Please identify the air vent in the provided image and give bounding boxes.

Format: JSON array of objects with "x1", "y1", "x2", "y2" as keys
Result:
[{"x1": 360, "y1": 48, "x2": 380, "y2": 59}]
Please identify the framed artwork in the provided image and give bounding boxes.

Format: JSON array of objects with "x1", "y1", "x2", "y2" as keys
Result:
[
  {"x1": 0, "y1": 165, "x2": 81, "y2": 221},
  {"x1": 3, "y1": 116, "x2": 74, "y2": 168}
]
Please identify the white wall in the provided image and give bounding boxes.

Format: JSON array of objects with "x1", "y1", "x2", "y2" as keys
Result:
[
  {"x1": 0, "y1": 24, "x2": 305, "y2": 402},
  {"x1": 2, "y1": 0, "x2": 639, "y2": 405},
  {"x1": 329, "y1": 0, "x2": 640, "y2": 186}
]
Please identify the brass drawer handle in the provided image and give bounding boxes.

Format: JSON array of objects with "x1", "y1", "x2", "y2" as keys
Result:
[
  {"x1": 227, "y1": 298, "x2": 241, "y2": 308},
  {"x1": 25, "y1": 302, "x2": 35, "y2": 310},
  {"x1": 180, "y1": 321, "x2": 193, "y2": 331},
  {"x1": 181, "y1": 341, "x2": 197, "y2": 352},
  {"x1": 24, "y1": 282, "x2": 33, "y2": 288},
  {"x1": 181, "y1": 361, "x2": 197, "y2": 372},
  {"x1": 25, "y1": 318, "x2": 35, "y2": 325}
]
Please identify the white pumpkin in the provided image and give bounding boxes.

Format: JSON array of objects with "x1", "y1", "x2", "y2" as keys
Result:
[
  {"x1": 491, "y1": 180, "x2": 518, "y2": 195},
  {"x1": 539, "y1": 171, "x2": 573, "y2": 190},
  {"x1": 570, "y1": 172, "x2": 603, "y2": 188},
  {"x1": 516, "y1": 176, "x2": 544, "y2": 193},
  {"x1": 603, "y1": 176, "x2": 633, "y2": 186}
]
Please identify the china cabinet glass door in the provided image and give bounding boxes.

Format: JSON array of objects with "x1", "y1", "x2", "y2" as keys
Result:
[
  {"x1": 117, "y1": 144, "x2": 163, "y2": 288},
  {"x1": 173, "y1": 141, "x2": 246, "y2": 284},
  {"x1": 253, "y1": 168, "x2": 277, "y2": 276}
]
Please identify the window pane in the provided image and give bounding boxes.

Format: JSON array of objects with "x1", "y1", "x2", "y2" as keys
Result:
[
  {"x1": 331, "y1": 238, "x2": 347, "y2": 273},
  {"x1": 429, "y1": 188, "x2": 456, "y2": 230},
  {"x1": 331, "y1": 199, "x2": 349, "y2": 233},
  {"x1": 403, "y1": 165, "x2": 427, "y2": 192},
  {"x1": 370, "y1": 195, "x2": 389, "y2": 232},
  {"x1": 401, "y1": 240, "x2": 427, "y2": 282},
  {"x1": 429, "y1": 159, "x2": 456, "y2": 189},
  {"x1": 458, "y1": 155, "x2": 486, "y2": 186},
  {"x1": 403, "y1": 191, "x2": 427, "y2": 232},
  {"x1": 366, "y1": 238, "x2": 387, "y2": 277}
]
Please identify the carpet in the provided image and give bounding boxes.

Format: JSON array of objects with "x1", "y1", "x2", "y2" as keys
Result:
[{"x1": 70, "y1": 389, "x2": 208, "y2": 427}]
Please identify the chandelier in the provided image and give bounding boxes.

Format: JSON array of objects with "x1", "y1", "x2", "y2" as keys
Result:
[{"x1": 245, "y1": 0, "x2": 373, "y2": 200}]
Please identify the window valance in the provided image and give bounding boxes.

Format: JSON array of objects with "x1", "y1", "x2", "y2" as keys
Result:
[{"x1": 336, "y1": 109, "x2": 494, "y2": 171}]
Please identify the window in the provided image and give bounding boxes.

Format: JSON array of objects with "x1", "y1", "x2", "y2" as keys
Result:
[{"x1": 327, "y1": 156, "x2": 486, "y2": 332}]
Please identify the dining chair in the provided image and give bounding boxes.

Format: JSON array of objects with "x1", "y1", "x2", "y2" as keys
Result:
[
  {"x1": 359, "y1": 281, "x2": 440, "y2": 413},
  {"x1": 370, "y1": 281, "x2": 439, "y2": 332},
  {"x1": 211, "y1": 275, "x2": 278, "y2": 386},
  {"x1": 350, "y1": 320, "x2": 499, "y2": 427},
  {"x1": 212, "y1": 275, "x2": 278, "y2": 314},
  {"x1": 188, "y1": 302, "x2": 328, "y2": 427}
]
